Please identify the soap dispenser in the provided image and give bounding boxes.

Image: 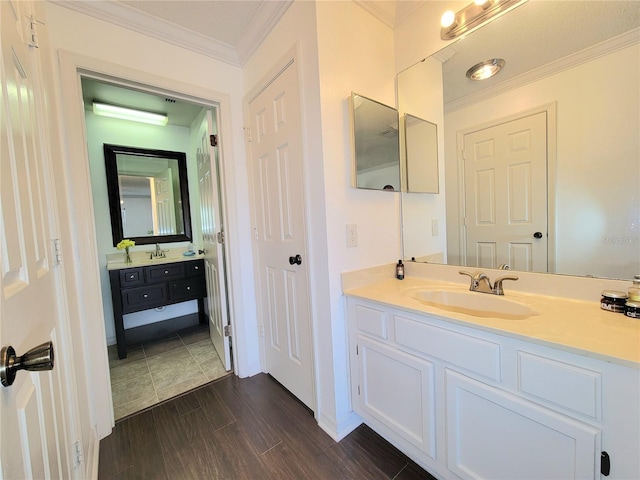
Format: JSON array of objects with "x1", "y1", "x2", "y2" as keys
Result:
[
  {"x1": 396, "y1": 260, "x2": 405, "y2": 280},
  {"x1": 629, "y1": 274, "x2": 640, "y2": 301}
]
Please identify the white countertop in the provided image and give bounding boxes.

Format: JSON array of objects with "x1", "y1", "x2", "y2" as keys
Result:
[
  {"x1": 106, "y1": 251, "x2": 204, "y2": 271},
  {"x1": 344, "y1": 276, "x2": 640, "y2": 369}
]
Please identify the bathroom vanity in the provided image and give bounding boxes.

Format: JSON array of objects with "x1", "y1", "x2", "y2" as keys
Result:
[
  {"x1": 108, "y1": 257, "x2": 206, "y2": 359},
  {"x1": 344, "y1": 270, "x2": 640, "y2": 480}
]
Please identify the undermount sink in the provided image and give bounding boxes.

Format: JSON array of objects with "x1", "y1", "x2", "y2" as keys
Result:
[{"x1": 411, "y1": 289, "x2": 539, "y2": 320}]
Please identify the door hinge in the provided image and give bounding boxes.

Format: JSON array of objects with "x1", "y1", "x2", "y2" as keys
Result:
[
  {"x1": 253, "y1": 227, "x2": 259, "y2": 242},
  {"x1": 52, "y1": 238, "x2": 63, "y2": 265},
  {"x1": 209, "y1": 134, "x2": 218, "y2": 147},
  {"x1": 357, "y1": 385, "x2": 360, "y2": 395},
  {"x1": 74, "y1": 440, "x2": 83, "y2": 466},
  {"x1": 217, "y1": 231, "x2": 225, "y2": 244},
  {"x1": 28, "y1": 16, "x2": 44, "y2": 49},
  {"x1": 243, "y1": 126, "x2": 252, "y2": 143},
  {"x1": 356, "y1": 345, "x2": 359, "y2": 355},
  {"x1": 259, "y1": 324, "x2": 265, "y2": 337},
  {"x1": 224, "y1": 324, "x2": 232, "y2": 337}
]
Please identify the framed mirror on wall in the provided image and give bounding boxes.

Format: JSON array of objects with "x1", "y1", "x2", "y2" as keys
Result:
[
  {"x1": 397, "y1": 1, "x2": 639, "y2": 280},
  {"x1": 350, "y1": 92, "x2": 401, "y2": 191},
  {"x1": 104, "y1": 144, "x2": 192, "y2": 246}
]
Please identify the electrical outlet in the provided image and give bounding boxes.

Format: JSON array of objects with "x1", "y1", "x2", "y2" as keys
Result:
[
  {"x1": 431, "y1": 219, "x2": 439, "y2": 236},
  {"x1": 346, "y1": 224, "x2": 358, "y2": 247}
]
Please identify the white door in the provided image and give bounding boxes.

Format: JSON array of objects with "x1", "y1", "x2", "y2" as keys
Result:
[
  {"x1": 248, "y1": 60, "x2": 314, "y2": 409},
  {"x1": 153, "y1": 167, "x2": 176, "y2": 235},
  {"x1": 1, "y1": 0, "x2": 77, "y2": 477},
  {"x1": 463, "y1": 112, "x2": 547, "y2": 271},
  {"x1": 196, "y1": 110, "x2": 231, "y2": 370}
]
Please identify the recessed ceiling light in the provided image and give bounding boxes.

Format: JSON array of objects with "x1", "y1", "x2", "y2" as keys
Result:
[{"x1": 466, "y1": 58, "x2": 505, "y2": 80}]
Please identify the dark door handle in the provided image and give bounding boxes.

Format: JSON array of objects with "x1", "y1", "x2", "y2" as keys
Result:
[
  {"x1": 289, "y1": 254, "x2": 302, "y2": 266},
  {"x1": 533, "y1": 232, "x2": 543, "y2": 239},
  {"x1": 1, "y1": 341, "x2": 54, "y2": 387}
]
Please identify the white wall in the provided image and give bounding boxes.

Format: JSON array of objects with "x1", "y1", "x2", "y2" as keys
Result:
[{"x1": 444, "y1": 44, "x2": 639, "y2": 279}]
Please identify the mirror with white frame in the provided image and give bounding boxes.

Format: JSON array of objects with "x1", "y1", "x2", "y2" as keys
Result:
[
  {"x1": 351, "y1": 92, "x2": 401, "y2": 191},
  {"x1": 398, "y1": 1, "x2": 639, "y2": 280}
]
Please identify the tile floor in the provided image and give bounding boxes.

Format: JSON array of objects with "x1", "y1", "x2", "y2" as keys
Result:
[{"x1": 107, "y1": 324, "x2": 229, "y2": 420}]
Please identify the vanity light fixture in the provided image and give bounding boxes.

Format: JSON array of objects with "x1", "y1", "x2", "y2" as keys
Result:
[
  {"x1": 92, "y1": 102, "x2": 169, "y2": 126},
  {"x1": 466, "y1": 58, "x2": 505, "y2": 80},
  {"x1": 440, "y1": 0, "x2": 524, "y2": 40}
]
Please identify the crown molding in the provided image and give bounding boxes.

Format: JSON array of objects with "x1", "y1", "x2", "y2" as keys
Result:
[
  {"x1": 236, "y1": 0, "x2": 293, "y2": 65},
  {"x1": 51, "y1": 0, "x2": 241, "y2": 66},
  {"x1": 353, "y1": 0, "x2": 396, "y2": 28},
  {"x1": 445, "y1": 28, "x2": 640, "y2": 114}
]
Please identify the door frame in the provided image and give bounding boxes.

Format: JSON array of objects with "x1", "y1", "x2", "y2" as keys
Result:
[
  {"x1": 56, "y1": 50, "x2": 241, "y2": 437},
  {"x1": 243, "y1": 46, "x2": 317, "y2": 412},
  {"x1": 455, "y1": 102, "x2": 557, "y2": 273}
]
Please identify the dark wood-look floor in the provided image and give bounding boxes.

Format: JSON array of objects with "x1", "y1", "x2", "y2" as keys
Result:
[{"x1": 99, "y1": 373, "x2": 437, "y2": 479}]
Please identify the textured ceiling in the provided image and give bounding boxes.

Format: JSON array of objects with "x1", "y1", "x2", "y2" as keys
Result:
[{"x1": 119, "y1": 0, "x2": 264, "y2": 47}]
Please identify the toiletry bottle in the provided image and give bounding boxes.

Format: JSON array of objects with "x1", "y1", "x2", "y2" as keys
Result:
[
  {"x1": 629, "y1": 274, "x2": 640, "y2": 302},
  {"x1": 396, "y1": 260, "x2": 405, "y2": 280}
]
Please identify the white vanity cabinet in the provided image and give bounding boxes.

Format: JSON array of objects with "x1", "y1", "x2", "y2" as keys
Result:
[{"x1": 347, "y1": 297, "x2": 640, "y2": 480}]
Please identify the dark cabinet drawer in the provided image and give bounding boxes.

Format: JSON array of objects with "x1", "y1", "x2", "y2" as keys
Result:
[
  {"x1": 120, "y1": 267, "x2": 144, "y2": 287},
  {"x1": 169, "y1": 277, "x2": 206, "y2": 302},
  {"x1": 186, "y1": 259, "x2": 205, "y2": 277},
  {"x1": 121, "y1": 284, "x2": 167, "y2": 313},
  {"x1": 145, "y1": 263, "x2": 185, "y2": 283}
]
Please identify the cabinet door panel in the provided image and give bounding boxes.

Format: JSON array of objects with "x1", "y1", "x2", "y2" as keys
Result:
[
  {"x1": 356, "y1": 335, "x2": 436, "y2": 458},
  {"x1": 446, "y1": 370, "x2": 600, "y2": 480}
]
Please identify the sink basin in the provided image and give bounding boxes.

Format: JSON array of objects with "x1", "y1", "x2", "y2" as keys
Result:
[{"x1": 412, "y1": 289, "x2": 538, "y2": 320}]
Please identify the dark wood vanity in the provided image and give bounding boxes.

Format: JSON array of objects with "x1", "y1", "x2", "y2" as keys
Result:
[{"x1": 109, "y1": 259, "x2": 206, "y2": 359}]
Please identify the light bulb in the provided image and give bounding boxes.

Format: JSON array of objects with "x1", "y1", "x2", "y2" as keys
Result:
[{"x1": 441, "y1": 10, "x2": 457, "y2": 28}]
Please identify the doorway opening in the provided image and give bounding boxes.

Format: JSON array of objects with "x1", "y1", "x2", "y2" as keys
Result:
[{"x1": 80, "y1": 76, "x2": 233, "y2": 420}]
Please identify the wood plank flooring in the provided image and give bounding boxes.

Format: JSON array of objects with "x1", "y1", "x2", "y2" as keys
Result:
[{"x1": 98, "y1": 373, "x2": 437, "y2": 479}]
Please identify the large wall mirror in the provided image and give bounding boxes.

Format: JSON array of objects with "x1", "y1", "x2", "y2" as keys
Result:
[
  {"x1": 398, "y1": 1, "x2": 639, "y2": 280},
  {"x1": 351, "y1": 92, "x2": 401, "y2": 191},
  {"x1": 104, "y1": 144, "x2": 192, "y2": 246}
]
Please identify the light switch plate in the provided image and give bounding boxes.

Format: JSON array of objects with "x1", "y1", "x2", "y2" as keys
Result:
[{"x1": 346, "y1": 224, "x2": 358, "y2": 247}]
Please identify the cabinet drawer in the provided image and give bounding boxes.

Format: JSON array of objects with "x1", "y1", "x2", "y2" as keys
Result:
[
  {"x1": 121, "y1": 284, "x2": 167, "y2": 313},
  {"x1": 394, "y1": 314, "x2": 501, "y2": 381},
  {"x1": 119, "y1": 268, "x2": 144, "y2": 287},
  {"x1": 145, "y1": 263, "x2": 185, "y2": 283},
  {"x1": 185, "y1": 259, "x2": 205, "y2": 277},
  {"x1": 355, "y1": 304, "x2": 388, "y2": 340},
  {"x1": 517, "y1": 351, "x2": 602, "y2": 420},
  {"x1": 169, "y1": 277, "x2": 205, "y2": 302}
]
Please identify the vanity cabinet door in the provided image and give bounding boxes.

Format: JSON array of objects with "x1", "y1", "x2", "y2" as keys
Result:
[
  {"x1": 355, "y1": 334, "x2": 436, "y2": 459},
  {"x1": 445, "y1": 370, "x2": 600, "y2": 480}
]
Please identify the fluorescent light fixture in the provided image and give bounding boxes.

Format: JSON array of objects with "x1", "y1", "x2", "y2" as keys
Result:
[
  {"x1": 441, "y1": 0, "x2": 524, "y2": 40},
  {"x1": 92, "y1": 102, "x2": 168, "y2": 126}
]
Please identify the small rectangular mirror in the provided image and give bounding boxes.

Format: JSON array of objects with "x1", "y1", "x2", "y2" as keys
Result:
[
  {"x1": 350, "y1": 92, "x2": 400, "y2": 191},
  {"x1": 404, "y1": 113, "x2": 439, "y2": 193}
]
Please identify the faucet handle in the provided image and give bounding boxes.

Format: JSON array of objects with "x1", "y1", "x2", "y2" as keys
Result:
[
  {"x1": 493, "y1": 275, "x2": 519, "y2": 295},
  {"x1": 459, "y1": 270, "x2": 477, "y2": 290},
  {"x1": 459, "y1": 270, "x2": 474, "y2": 279}
]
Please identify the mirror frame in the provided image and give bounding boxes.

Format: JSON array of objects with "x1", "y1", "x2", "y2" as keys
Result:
[{"x1": 104, "y1": 144, "x2": 193, "y2": 246}]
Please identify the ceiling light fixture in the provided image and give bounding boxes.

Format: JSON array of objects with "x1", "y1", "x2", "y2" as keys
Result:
[
  {"x1": 440, "y1": 0, "x2": 524, "y2": 40},
  {"x1": 466, "y1": 58, "x2": 506, "y2": 80},
  {"x1": 92, "y1": 102, "x2": 169, "y2": 126}
]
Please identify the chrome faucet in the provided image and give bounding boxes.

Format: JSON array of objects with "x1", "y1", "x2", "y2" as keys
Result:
[
  {"x1": 459, "y1": 270, "x2": 518, "y2": 295},
  {"x1": 150, "y1": 243, "x2": 166, "y2": 259}
]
